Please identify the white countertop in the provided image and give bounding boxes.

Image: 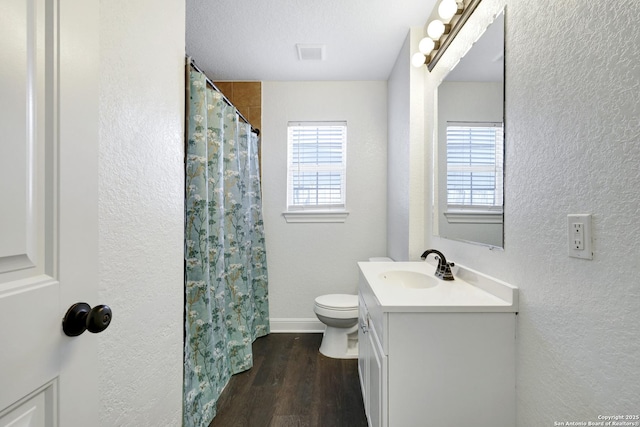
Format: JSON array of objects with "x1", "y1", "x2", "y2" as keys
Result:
[{"x1": 358, "y1": 261, "x2": 518, "y2": 313}]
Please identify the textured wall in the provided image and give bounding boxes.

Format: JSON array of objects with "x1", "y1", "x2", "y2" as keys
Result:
[
  {"x1": 98, "y1": 0, "x2": 185, "y2": 425},
  {"x1": 422, "y1": 0, "x2": 640, "y2": 424},
  {"x1": 262, "y1": 81, "x2": 388, "y2": 322}
]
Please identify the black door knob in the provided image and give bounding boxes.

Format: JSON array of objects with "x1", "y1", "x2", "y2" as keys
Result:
[{"x1": 62, "y1": 302, "x2": 112, "y2": 337}]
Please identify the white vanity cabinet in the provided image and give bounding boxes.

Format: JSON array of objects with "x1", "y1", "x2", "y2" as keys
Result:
[{"x1": 357, "y1": 262, "x2": 518, "y2": 427}]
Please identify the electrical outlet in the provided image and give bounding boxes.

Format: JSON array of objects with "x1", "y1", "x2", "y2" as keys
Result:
[
  {"x1": 568, "y1": 214, "x2": 593, "y2": 259},
  {"x1": 572, "y1": 223, "x2": 584, "y2": 250}
]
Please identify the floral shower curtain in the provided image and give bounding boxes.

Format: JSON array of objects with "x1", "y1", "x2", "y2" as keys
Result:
[{"x1": 183, "y1": 66, "x2": 270, "y2": 427}]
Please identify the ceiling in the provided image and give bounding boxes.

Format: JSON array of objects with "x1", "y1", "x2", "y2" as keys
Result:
[{"x1": 186, "y1": 0, "x2": 438, "y2": 82}]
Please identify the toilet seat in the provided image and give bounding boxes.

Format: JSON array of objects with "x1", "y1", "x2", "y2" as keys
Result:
[
  {"x1": 314, "y1": 294, "x2": 358, "y2": 311},
  {"x1": 314, "y1": 294, "x2": 358, "y2": 319}
]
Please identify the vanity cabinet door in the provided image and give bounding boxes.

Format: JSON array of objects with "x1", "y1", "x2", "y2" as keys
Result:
[
  {"x1": 359, "y1": 295, "x2": 388, "y2": 427},
  {"x1": 367, "y1": 321, "x2": 387, "y2": 427},
  {"x1": 358, "y1": 297, "x2": 369, "y2": 402}
]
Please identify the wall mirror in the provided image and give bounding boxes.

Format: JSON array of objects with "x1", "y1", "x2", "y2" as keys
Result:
[{"x1": 434, "y1": 9, "x2": 505, "y2": 248}]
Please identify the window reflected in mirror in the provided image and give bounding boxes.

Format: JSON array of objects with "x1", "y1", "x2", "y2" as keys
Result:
[{"x1": 446, "y1": 122, "x2": 503, "y2": 210}]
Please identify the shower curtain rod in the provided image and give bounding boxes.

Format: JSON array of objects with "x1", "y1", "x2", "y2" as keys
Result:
[{"x1": 187, "y1": 56, "x2": 259, "y2": 136}]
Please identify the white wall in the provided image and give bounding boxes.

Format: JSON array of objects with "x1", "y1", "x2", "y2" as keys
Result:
[
  {"x1": 98, "y1": 0, "x2": 185, "y2": 425},
  {"x1": 262, "y1": 81, "x2": 387, "y2": 327},
  {"x1": 419, "y1": 0, "x2": 640, "y2": 424},
  {"x1": 387, "y1": 34, "x2": 411, "y2": 261},
  {"x1": 387, "y1": 29, "x2": 427, "y2": 262}
]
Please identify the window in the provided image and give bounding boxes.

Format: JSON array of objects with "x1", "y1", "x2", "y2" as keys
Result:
[
  {"x1": 446, "y1": 122, "x2": 503, "y2": 212},
  {"x1": 286, "y1": 121, "x2": 347, "y2": 214}
]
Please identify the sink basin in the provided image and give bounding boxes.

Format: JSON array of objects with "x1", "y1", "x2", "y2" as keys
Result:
[{"x1": 379, "y1": 271, "x2": 439, "y2": 289}]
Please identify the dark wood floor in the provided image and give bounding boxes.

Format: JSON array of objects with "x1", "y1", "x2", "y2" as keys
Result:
[{"x1": 209, "y1": 333, "x2": 368, "y2": 427}]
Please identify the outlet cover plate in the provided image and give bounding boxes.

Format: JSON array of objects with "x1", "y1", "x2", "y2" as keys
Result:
[{"x1": 568, "y1": 214, "x2": 593, "y2": 259}]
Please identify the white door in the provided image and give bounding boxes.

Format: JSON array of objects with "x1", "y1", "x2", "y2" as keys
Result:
[{"x1": 0, "y1": 0, "x2": 101, "y2": 425}]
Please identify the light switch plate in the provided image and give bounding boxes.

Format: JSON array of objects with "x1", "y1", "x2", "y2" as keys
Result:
[{"x1": 568, "y1": 214, "x2": 593, "y2": 259}]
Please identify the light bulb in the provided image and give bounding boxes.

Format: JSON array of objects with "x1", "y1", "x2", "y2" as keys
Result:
[
  {"x1": 411, "y1": 52, "x2": 427, "y2": 68},
  {"x1": 427, "y1": 20, "x2": 446, "y2": 40},
  {"x1": 418, "y1": 37, "x2": 435, "y2": 55},
  {"x1": 438, "y1": 0, "x2": 460, "y2": 22}
]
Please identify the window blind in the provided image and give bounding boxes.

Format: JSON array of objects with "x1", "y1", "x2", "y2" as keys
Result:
[
  {"x1": 287, "y1": 122, "x2": 347, "y2": 210},
  {"x1": 446, "y1": 123, "x2": 503, "y2": 209}
]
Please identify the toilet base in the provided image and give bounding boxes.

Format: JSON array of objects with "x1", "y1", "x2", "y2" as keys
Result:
[{"x1": 319, "y1": 324, "x2": 359, "y2": 359}]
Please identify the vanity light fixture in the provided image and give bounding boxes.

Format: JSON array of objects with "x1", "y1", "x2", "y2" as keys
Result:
[
  {"x1": 419, "y1": 37, "x2": 438, "y2": 54},
  {"x1": 438, "y1": 0, "x2": 464, "y2": 22},
  {"x1": 427, "y1": 20, "x2": 449, "y2": 40},
  {"x1": 411, "y1": 51, "x2": 429, "y2": 68},
  {"x1": 412, "y1": 0, "x2": 482, "y2": 71}
]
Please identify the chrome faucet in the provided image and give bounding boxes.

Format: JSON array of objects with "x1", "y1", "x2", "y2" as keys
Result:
[{"x1": 420, "y1": 249, "x2": 455, "y2": 281}]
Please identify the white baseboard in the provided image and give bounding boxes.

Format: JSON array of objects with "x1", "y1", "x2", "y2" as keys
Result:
[{"x1": 270, "y1": 318, "x2": 325, "y2": 333}]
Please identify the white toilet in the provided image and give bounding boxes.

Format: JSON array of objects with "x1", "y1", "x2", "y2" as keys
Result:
[
  {"x1": 314, "y1": 256, "x2": 393, "y2": 359},
  {"x1": 314, "y1": 294, "x2": 359, "y2": 359}
]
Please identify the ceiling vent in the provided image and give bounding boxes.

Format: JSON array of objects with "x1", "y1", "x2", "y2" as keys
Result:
[{"x1": 296, "y1": 44, "x2": 326, "y2": 61}]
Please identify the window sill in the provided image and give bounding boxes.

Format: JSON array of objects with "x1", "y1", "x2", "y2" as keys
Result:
[
  {"x1": 282, "y1": 211, "x2": 349, "y2": 223},
  {"x1": 444, "y1": 210, "x2": 503, "y2": 224}
]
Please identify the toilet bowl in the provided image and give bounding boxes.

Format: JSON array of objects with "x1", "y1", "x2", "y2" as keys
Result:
[{"x1": 314, "y1": 256, "x2": 393, "y2": 359}]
